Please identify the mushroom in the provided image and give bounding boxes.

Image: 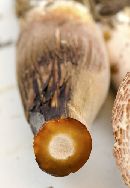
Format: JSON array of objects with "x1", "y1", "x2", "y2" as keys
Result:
[
  {"x1": 112, "y1": 72, "x2": 130, "y2": 187},
  {"x1": 84, "y1": 0, "x2": 130, "y2": 90},
  {"x1": 102, "y1": 9, "x2": 130, "y2": 90},
  {"x1": 16, "y1": 0, "x2": 110, "y2": 176}
]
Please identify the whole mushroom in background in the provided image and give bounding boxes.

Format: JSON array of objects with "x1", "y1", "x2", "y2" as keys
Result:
[
  {"x1": 85, "y1": 0, "x2": 130, "y2": 90},
  {"x1": 105, "y1": 10, "x2": 130, "y2": 90}
]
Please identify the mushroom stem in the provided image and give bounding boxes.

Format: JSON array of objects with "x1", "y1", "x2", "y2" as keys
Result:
[{"x1": 16, "y1": 0, "x2": 110, "y2": 176}]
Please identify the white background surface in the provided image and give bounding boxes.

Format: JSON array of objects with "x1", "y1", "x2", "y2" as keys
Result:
[{"x1": 0, "y1": 0, "x2": 127, "y2": 188}]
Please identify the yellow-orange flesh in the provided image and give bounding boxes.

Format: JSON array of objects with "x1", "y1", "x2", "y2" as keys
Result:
[{"x1": 33, "y1": 118, "x2": 92, "y2": 177}]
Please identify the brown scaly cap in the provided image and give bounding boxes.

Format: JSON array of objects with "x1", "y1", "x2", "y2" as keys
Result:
[
  {"x1": 112, "y1": 72, "x2": 130, "y2": 186},
  {"x1": 34, "y1": 118, "x2": 92, "y2": 177}
]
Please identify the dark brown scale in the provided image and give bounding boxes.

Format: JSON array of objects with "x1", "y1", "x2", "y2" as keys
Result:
[{"x1": 26, "y1": 43, "x2": 76, "y2": 122}]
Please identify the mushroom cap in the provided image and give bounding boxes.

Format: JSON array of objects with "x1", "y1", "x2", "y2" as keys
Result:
[{"x1": 112, "y1": 72, "x2": 130, "y2": 186}]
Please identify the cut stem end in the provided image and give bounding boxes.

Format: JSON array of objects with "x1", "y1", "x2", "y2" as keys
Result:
[{"x1": 33, "y1": 118, "x2": 92, "y2": 177}]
